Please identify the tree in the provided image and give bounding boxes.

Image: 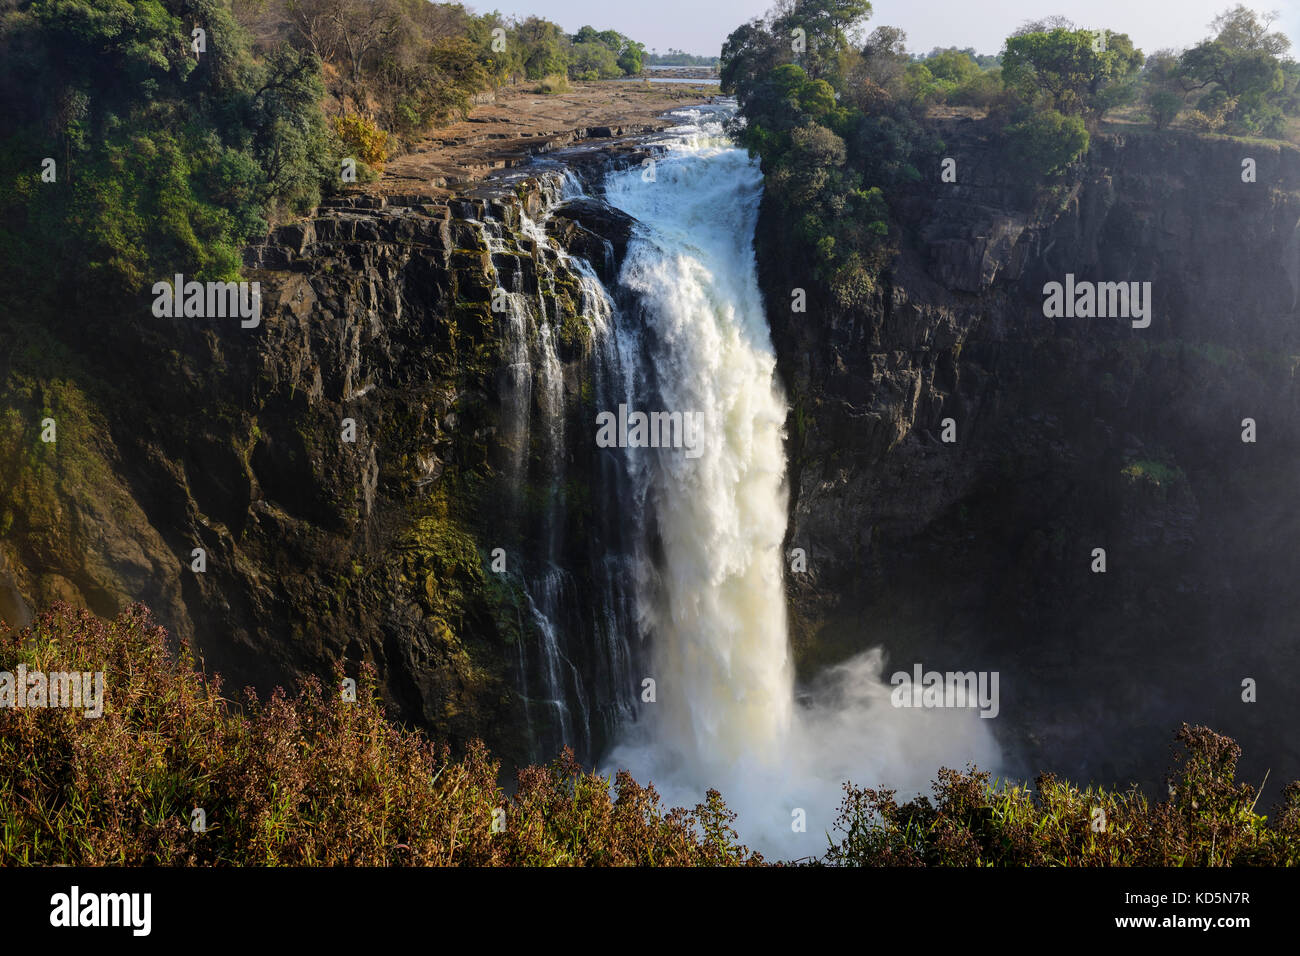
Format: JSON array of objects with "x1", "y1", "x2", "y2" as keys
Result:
[
  {"x1": 568, "y1": 26, "x2": 643, "y2": 78},
  {"x1": 1002, "y1": 27, "x2": 1143, "y2": 119},
  {"x1": 1175, "y1": 5, "x2": 1293, "y2": 135},
  {"x1": 617, "y1": 40, "x2": 645, "y2": 76},
  {"x1": 1180, "y1": 41, "x2": 1283, "y2": 97},
  {"x1": 771, "y1": 0, "x2": 874, "y2": 84},
  {"x1": 1012, "y1": 15, "x2": 1076, "y2": 36},
  {"x1": 283, "y1": 0, "x2": 342, "y2": 62},
  {"x1": 1178, "y1": 6, "x2": 1288, "y2": 99},
  {"x1": 280, "y1": 0, "x2": 404, "y2": 89},
  {"x1": 515, "y1": 16, "x2": 571, "y2": 80},
  {"x1": 857, "y1": 24, "x2": 909, "y2": 89},
  {"x1": 0, "y1": 0, "x2": 332, "y2": 296},
  {"x1": 924, "y1": 49, "x2": 981, "y2": 86},
  {"x1": 733, "y1": 62, "x2": 823, "y2": 151},
  {"x1": 925, "y1": 46, "x2": 999, "y2": 69},
  {"x1": 721, "y1": 19, "x2": 789, "y2": 102},
  {"x1": 1210, "y1": 4, "x2": 1291, "y2": 56},
  {"x1": 900, "y1": 62, "x2": 946, "y2": 106},
  {"x1": 570, "y1": 41, "x2": 619, "y2": 80}
]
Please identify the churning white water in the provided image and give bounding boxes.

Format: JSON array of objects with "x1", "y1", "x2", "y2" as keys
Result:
[{"x1": 599, "y1": 108, "x2": 1002, "y2": 858}]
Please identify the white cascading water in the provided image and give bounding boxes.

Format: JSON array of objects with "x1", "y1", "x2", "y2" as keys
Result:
[
  {"x1": 471, "y1": 196, "x2": 605, "y2": 762},
  {"x1": 472, "y1": 171, "x2": 649, "y2": 764},
  {"x1": 604, "y1": 112, "x2": 795, "y2": 769},
  {"x1": 598, "y1": 107, "x2": 1002, "y2": 858}
]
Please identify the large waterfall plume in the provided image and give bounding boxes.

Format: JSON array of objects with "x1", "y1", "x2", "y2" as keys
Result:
[{"x1": 483, "y1": 105, "x2": 1001, "y2": 856}]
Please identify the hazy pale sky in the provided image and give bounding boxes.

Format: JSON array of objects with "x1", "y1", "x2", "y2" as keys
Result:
[{"x1": 471, "y1": 0, "x2": 1300, "y2": 58}]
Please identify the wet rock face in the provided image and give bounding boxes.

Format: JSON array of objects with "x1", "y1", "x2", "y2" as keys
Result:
[
  {"x1": 1, "y1": 128, "x2": 672, "y2": 773},
  {"x1": 760, "y1": 125, "x2": 1300, "y2": 791},
  {"x1": 2, "y1": 178, "x2": 614, "y2": 770},
  {"x1": 183, "y1": 192, "x2": 545, "y2": 764},
  {"x1": 546, "y1": 199, "x2": 637, "y2": 284},
  {"x1": 236, "y1": 185, "x2": 645, "y2": 768}
]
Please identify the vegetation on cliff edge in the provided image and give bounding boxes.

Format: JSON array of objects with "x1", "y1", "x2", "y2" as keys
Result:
[{"x1": 722, "y1": 2, "x2": 1299, "y2": 308}]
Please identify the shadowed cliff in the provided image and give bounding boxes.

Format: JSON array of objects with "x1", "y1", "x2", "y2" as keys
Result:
[{"x1": 762, "y1": 120, "x2": 1300, "y2": 793}]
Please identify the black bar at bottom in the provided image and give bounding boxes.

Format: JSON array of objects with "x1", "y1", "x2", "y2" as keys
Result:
[{"x1": 2, "y1": 865, "x2": 1294, "y2": 942}]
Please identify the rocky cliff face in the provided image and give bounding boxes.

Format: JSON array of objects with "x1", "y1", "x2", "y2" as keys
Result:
[
  {"x1": 0, "y1": 149, "x2": 647, "y2": 770},
  {"x1": 760, "y1": 121, "x2": 1300, "y2": 790}
]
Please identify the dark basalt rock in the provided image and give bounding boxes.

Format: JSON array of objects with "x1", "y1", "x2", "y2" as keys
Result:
[
  {"x1": 759, "y1": 121, "x2": 1300, "y2": 793},
  {"x1": 1, "y1": 168, "x2": 639, "y2": 771},
  {"x1": 547, "y1": 199, "x2": 637, "y2": 283}
]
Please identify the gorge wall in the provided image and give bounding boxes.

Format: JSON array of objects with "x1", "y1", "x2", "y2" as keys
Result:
[
  {"x1": 761, "y1": 120, "x2": 1300, "y2": 792},
  {"x1": 0, "y1": 145, "x2": 652, "y2": 772}
]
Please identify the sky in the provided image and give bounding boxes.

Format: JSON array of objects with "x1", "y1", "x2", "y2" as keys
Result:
[{"x1": 468, "y1": 0, "x2": 1300, "y2": 58}]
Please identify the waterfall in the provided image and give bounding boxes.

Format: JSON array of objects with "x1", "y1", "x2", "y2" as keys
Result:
[
  {"x1": 589, "y1": 107, "x2": 1002, "y2": 857},
  {"x1": 601, "y1": 111, "x2": 796, "y2": 774},
  {"x1": 469, "y1": 171, "x2": 640, "y2": 764},
  {"x1": 475, "y1": 106, "x2": 999, "y2": 855}
]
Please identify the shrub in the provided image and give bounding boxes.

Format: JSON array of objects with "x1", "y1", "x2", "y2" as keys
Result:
[
  {"x1": 1186, "y1": 88, "x2": 1237, "y2": 131},
  {"x1": 6, "y1": 604, "x2": 1296, "y2": 867},
  {"x1": 949, "y1": 69, "x2": 1003, "y2": 110},
  {"x1": 1231, "y1": 91, "x2": 1288, "y2": 137},
  {"x1": 1185, "y1": 109, "x2": 1226, "y2": 132},
  {"x1": 333, "y1": 114, "x2": 389, "y2": 170},
  {"x1": 821, "y1": 725, "x2": 1300, "y2": 866},
  {"x1": 900, "y1": 62, "x2": 951, "y2": 107},
  {"x1": 0, "y1": 603, "x2": 760, "y2": 866},
  {"x1": 1147, "y1": 90, "x2": 1184, "y2": 130},
  {"x1": 536, "y1": 73, "x2": 571, "y2": 94},
  {"x1": 1001, "y1": 108, "x2": 1090, "y2": 177}
]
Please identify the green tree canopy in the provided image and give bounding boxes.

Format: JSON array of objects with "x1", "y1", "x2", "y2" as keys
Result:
[
  {"x1": 617, "y1": 40, "x2": 645, "y2": 75},
  {"x1": 1001, "y1": 107, "x2": 1090, "y2": 176},
  {"x1": 1179, "y1": 5, "x2": 1289, "y2": 99},
  {"x1": 515, "y1": 16, "x2": 570, "y2": 79},
  {"x1": 721, "y1": 19, "x2": 788, "y2": 101},
  {"x1": 568, "y1": 25, "x2": 643, "y2": 78},
  {"x1": 772, "y1": 0, "x2": 873, "y2": 84},
  {"x1": 924, "y1": 48, "x2": 982, "y2": 85},
  {"x1": 0, "y1": 0, "x2": 332, "y2": 295},
  {"x1": 1001, "y1": 27, "x2": 1144, "y2": 118},
  {"x1": 571, "y1": 41, "x2": 620, "y2": 79}
]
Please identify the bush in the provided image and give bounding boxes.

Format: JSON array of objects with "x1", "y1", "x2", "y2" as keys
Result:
[
  {"x1": 1188, "y1": 88, "x2": 1238, "y2": 132},
  {"x1": 1147, "y1": 90, "x2": 1184, "y2": 130},
  {"x1": 900, "y1": 62, "x2": 951, "y2": 107},
  {"x1": 821, "y1": 725, "x2": 1300, "y2": 866},
  {"x1": 0, "y1": 603, "x2": 760, "y2": 866},
  {"x1": 536, "y1": 73, "x2": 571, "y2": 94},
  {"x1": 1001, "y1": 108, "x2": 1090, "y2": 177},
  {"x1": 374, "y1": 38, "x2": 488, "y2": 138},
  {"x1": 6, "y1": 605, "x2": 1296, "y2": 867},
  {"x1": 1231, "y1": 91, "x2": 1288, "y2": 137},
  {"x1": 1185, "y1": 109, "x2": 1227, "y2": 132},
  {"x1": 949, "y1": 69, "x2": 1003, "y2": 110},
  {"x1": 333, "y1": 114, "x2": 390, "y2": 170}
]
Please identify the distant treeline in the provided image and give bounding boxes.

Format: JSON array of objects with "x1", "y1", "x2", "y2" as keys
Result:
[
  {"x1": 914, "y1": 46, "x2": 1000, "y2": 69},
  {"x1": 645, "y1": 49, "x2": 721, "y2": 67}
]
